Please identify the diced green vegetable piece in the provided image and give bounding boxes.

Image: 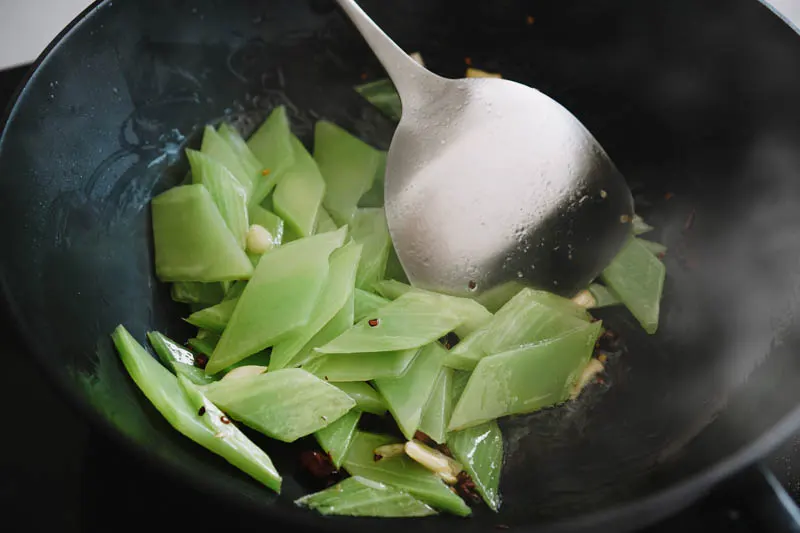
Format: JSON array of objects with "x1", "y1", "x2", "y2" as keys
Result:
[
  {"x1": 201, "y1": 125, "x2": 256, "y2": 197},
  {"x1": 343, "y1": 432, "x2": 471, "y2": 517},
  {"x1": 418, "y1": 367, "x2": 453, "y2": 444},
  {"x1": 217, "y1": 123, "x2": 263, "y2": 179},
  {"x1": 354, "y1": 79, "x2": 402, "y2": 121},
  {"x1": 247, "y1": 106, "x2": 296, "y2": 205},
  {"x1": 448, "y1": 421, "x2": 503, "y2": 511},
  {"x1": 248, "y1": 205, "x2": 285, "y2": 246},
  {"x1": 297, "y1": 476, "x2": 436, "y2": 517},
  {"x1": 206, "y1": 227, "x2": 347, "y2": 374},
  {"x1": 151, "y1": 185, "x2": 253, "y2": 282},
  {"x1": 147, "y1": 331, "x2": 216, "y2": 386},
  {"x1": 632, "y1": 214, "x2": 653, "y2": 235},
  {"x1": 315, "y1": 206, "x2": 338, "y2": 233},
  {"x1": 638, "y1": 238, "x2": 667, "y2": 257},
  {"x1": 171, "y1": 282, "x2": 224, "y2": 306},
  {"x1": 354, "y1": 289, "x2": 389, "y2": 322},
  {"x1": 187, "y1": 149, "x2": 249, "y2": 248},
  {"x1": 358, "y1": 151, "x2": 387, "y2": 208},
  {"x1": 205, "y1": 368, "x2": 355, "y2": 442},
  {"x1": 314, "y1": 410, "x2": 361, "y2": 468},
  {"x1": 374, "y1": 343, "x2": 446, "y2": 439},
  {"x1": 186, "y1": 298, "x2": 238, "y2": 334},
  {"x1": 314, "y1": 121, "x2": 384, "y2": 226},
  {"x1": 588, "y1": 283, "x2": 622, "y2": 308},
  {"x1": 269, "y1": 242, "x2": 362, "y2": 370},
  {"x1": 442, "y1": 327, "x2": 489, "y2": 371},
  {"x1": 111, "y1": 326, "x2": 281, "y2": 491},
  {"x1": 304, "y1": 349, "x2": 420, "y2": 382},
  {"x1": 334, "y1": 382, "x2": 387, "y2": 415},
  {"x1": 273, "y1": 136, "x2": 326, "y2": 238},
  {"x1": 449, "y1": 321, "x2": 603, "y2": 431},
  {"x1": 316, "y1": 292, "x2": 462, "y2": 354},
  {"x1": 601, "y1": 236, "x2": 665, "y2": 334},
  {"x1": 349, "y1": 208, "x2": 391, "y2": 289}
]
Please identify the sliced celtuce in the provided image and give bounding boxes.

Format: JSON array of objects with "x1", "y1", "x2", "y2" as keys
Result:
[
  {"x1": 201, "y1": 125, "x2": 257, "y2": 197},
  {"x1": 187, "y1": 149, "x2": 249, "y2": 248},
  {"x1": 217, "y1": 123, "x2": 263, "y2": 180},
  {"x1": 315, "y1": 206, "x2": 338, "y2": 233},
  {"x1": 221, "y1": 365, "x2": 267, "y2": 382},
  {"x1": 314, "y1": 410, "x2": 361, "y2": 468},
  {"x1": 449, "y1": 321, "x2": 603, "y2": 431},
  {"x1": 272, "y1": 136, "x2": 326, "y2": 238},
  {"x1": 374, "y1": 343, "x2": 446, "y2": 439},
  {"x1": 315, "y1": 291, "x2": 462, "y2": 354},
  {"x1": 353, "y1": 289, "x2": 389, "y2": 323},
  {"x1": 269, "y1": 242, "x2": 362, "y2": 371},
  {"x1": 314, "y1": 120, "x2": 385, "y2": 226},
  {"x1": 342, "y1": 432, "x2": 471, "y2": 516},
  {"x1": 206, "y1": 227, "x2": 347, "y2": 374},
  {"x1": 441, "y1": 327, "x2": 489, "y2": 371},
  {"x1": 354, "y1": 78, "x2": 402, "y2": 121},
  {"x1": 588, "y1": 283, "x2": 622, "y2": 308},
  {"x1": 417, "y1": 367, "x2": 454, "y2": 444},
  {"x1": 295, "y1": 292, "x2": 355, "y2": 367},
  {"x1": 357, "y1": 151, "x2": 387, "y2": 208},
  {"x1": 303, "y1": 348, "x2": 420, "y2": 382},
  {"x1": 187, "y1": 330, "x2": 220, "y2": 358},
  {"x1": 147, "y1": 331, "x2": 215, "y2": 386},
  {"x1": 638, "y1": 238, "x2": 667, "y2": 257},
  {"x1": 171, "y1": 282, "x2": 224, "y2": 306},
  {"x1": 448, "y1": 421, "x2": 504, "y2": 511},
  {"x1": 296, "y1": 476, "x2": 436, "y2": 517},
  {"x1": 248, "y1": 205, "x2": 285, "y2": 247},
  {"x1": 204, "y1": 368, "x2": 355, "y2": 442},
  {"x1": 601, "y1": 236, "x2": 666, "y2": 334},
  {"x1": 632, "y1": 214, "x2": 653, "y2": 235},
  {"x1": 334, "y1": 382, "x2": 387, "y2": 415},
  {"x1": 111, "y1": 326, "x2": 281, "y2": 492},
  {"x1": 349, "y1": 208, "x2": 391, "y2": 289},
  {"x1": 247, "y1": 106, "x2": 296, "y2": 205},
  {"x1": 151, "y1": 184, "x2": 253, "y2": 282},
  {"x1": 186, "y1": 297, "x2": 238, "y2": 333}
]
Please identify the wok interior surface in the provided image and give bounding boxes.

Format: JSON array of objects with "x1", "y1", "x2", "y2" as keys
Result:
[{"x1": 3, "y1": 0, "x2": 800, "y2": 530}]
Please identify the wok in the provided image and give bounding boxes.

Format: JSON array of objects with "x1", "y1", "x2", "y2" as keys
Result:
[{"x1": 3, "y1": 0, "x2": 800, "y2": 531}]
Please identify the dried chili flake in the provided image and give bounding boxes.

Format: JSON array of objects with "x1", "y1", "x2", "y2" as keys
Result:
[
  {"x1": 220, "y1": 415, "x2": 231, "y2": 424},
  {"x1": 368, "y1": 318, "x2": 380, "y2": 327},
  {"x1": 197, "y1": 406, "x2": 206, "y2": 416},
  {"x1": 360, "y1": 72, "x2": 368, "y2": 80},
  {"x1": 300, "y1": 450, "x2": 338, "y2": 478},
  {"x1": 261, "y1": 168, "x2": 272, "y2": 176},
  {"x1": 526, "y1": 15, "x2": 535, "y2": 25},
  {"x1": 414, "y1": 431, "x2": 436, "y2": 447},
  {"x1": 464, "y1": 57, "x2": 473, "y2": 66},
  {"x1": 194, "y1": 353, "x2": 209, "y2": 369}
]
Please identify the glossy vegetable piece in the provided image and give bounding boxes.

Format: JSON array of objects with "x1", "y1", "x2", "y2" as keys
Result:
[
  {"x1": 186, "y1": 330, "x2": 220, "y2": 358},
  {"x1": 417, "y1": 367, "x2": 454, "y2": 444},
  {"x1": 343, "y1": 432, "x2": 471, "y2": 517},
  {"x1": 217, "y1": 123, "x2": 263, "y2": 179},
  {"x1": 270, "y1": 242, "x2": 362, "y2": 370},
  {"x1": 354, "y1": 289, "x2": 389, "y2": 322},
  {"x1": 111, "y1": 326, "x2": 281, "y2": 492},
  {"x1": 303, "y1": 348, "x2": 419, "y2": 382},
  {"x1": 450, "y1": 370, "x2": 471, "y2": 404},
  {"x1": 314, "y1": 410, "x2": 361, "y2": 468},
  {"x1": 588, "y1": 283, "x2": 622, "y2": 308},
  {"x1": 349, "y1": 208, "x2": 391, "y2": 289},
  {"x1": 357, "y1": 151, "x2": 387, "y2": 209},
  {"x1": 638, "y1": 238, "x2": 668, "y2": 257},
  {"x1": 334, "y1": 382, "x2": 387, "y2": 415},
  {"x1": 315, "y1": 291, "x2": 462, "y2": 354},
  {"x1": 185, "y1": 298, "x2": 238, "y2": 334},
  {"x1": 601, "y1": 236, "x2": 666, "y2": 334},
  {"x1": 632, "y1": 214, "x2": 653, "y2": 235},
  {"x1": 374, "y1": 343, "x2": 446, "y2": 439},
  {"x1": 448, "y1": 421, "x2": 504, "y2": 511},
  {"x1": 272, "y1": 137, "x2": 326, "y2": 238},
  {"x1": 205, "y1": 368, "x2": 355, "y2": 442},
  {"x1": 315, "y1": 206, "x2": 338, "y2": 233},
  {"x1": 295, "y1": 292, "x2": 355, "y2": 368},
  {"x1": 147, "y1": 331, "x2": 215, "y2": 386},
  {"x1": 354, "y1": 79, "x2": 402, "y2": 121},
  {"x1": 206, "y1": 227, "x2": 347, "y2": 374},
  {"x1": 171, "y1": 282, "x2": 224, "y2": 306},
  {"x1": 248, "y1": 205, "x2": 285, "y2": 247},
  {"x1": 441, "y1": 328, "x2": 488, "y2": 371},
  {"x1": 247, "y1": 106, "x2": 296, "y2": 205},
  {"x1": 296, "y1": 476, "x2": 436, "y2": 517},
  {"x1": 449, "y1": 321, "x2": 603, "y2": 431},
  {"x1": 151, "y1": 184, "x2": 253, "y2": 282},
  {"x1": 314, "y1": 120, "x2": 385, "y2": 226},
  {"x1": 187, "y1": 149, "x2": 249, "y2": 248},
  {"x1": 201, "y1": 125, "x2": 256, "y2": 197}
]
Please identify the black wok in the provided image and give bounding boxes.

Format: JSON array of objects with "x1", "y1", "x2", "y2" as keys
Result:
[{"x1": 3, "y1": 0, "x2": 800, "y2": 531}]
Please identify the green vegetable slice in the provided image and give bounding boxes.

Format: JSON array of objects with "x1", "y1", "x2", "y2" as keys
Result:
[
  {"x1": 272, "y1": 136, "x2": 326, "y2": 238},
  {"x1": 314, "y1": 120, "x2": 384, "y2": 226},
  {"x1": 151, "y1": 184, "x2": 253, "y2": 282},
  {"x1": 334, "y1": 382, "x2": 387, "y2": 415},
  {"x1": 441, "y1": 328, "x2": 488, "y2": 371},
  {"x1": 638, "y1": 238, "x2": 667, "y2": 257},
  {"x1": 343, "y1": 432, "x2": 471, "y2": 517},
  {"x1": 374, "y1": 343, "x2": 446, "y2": 439},
  {"x1": 354, "y1": 79, "x2": 402, "y2": 121},
  {"x1": 247, "y1": 106, "x2": 296, "y2": 205},
  {"x1": 201, "y1": 125, "x2": 256, "y2": 197},
  {"x1": 315, "y1": 291, "x2": 462, "y2": 354},
  {"x1": 449, "y1": 321, "x2": 603, "y2": 431},
  {"x1": 358, "y1": 151, "x2": 387, "y2": 208},
  {"x1": 248, "y1": 205, "x2": 285, "y2": 246},
  {"x1": 295, "y1": 292, "x2": 355, "y2": 367},
  {"x1": 588, "y1": 283, "x2": 622, "y2": 308},
  {"x1": 147, "y1": 331, "x2": 216, "y2": 386},
  {"x1": 451, "y1": 370, "x2": 471, "y2": 404},
  {"x1": 296, "y1": 476, "x2": 436, "y2": 517},
  {"x1": 171, "y1": 282, "x2": 225, "y2": 306},
  {"x1": 206, "y1": 227, "x2": 347, "y2": 374},
  {"x1": 632, "y1": 214, "x2": 653, "y2": 235},
  {"x1": 354, "y1": 289, "x2": 389, "y2": 322},
  {"x1": 186, "y1": 330, "x2": 220, "y2": 358},
  {"x1": 204, "y1": 368, "x2": 355, "y2": 442},
  {"x1": 448, "y1": 421, "x2": 503, "y2": 511},
  {"x1": 314, "y1": 410, "x2": 361, "y2": 468},
  {"x1": 217, "y1": 123, "x2": 263, "y2": 180},
  {"x1": 349, "y1": 208, "x2": 391, "y2": 289},
  {"x1": 303, "y1": 349, "x2": 420, "y2": 382},
  {"x1": 270, "y1": 242, "x2": 362, "y2": 371},
  {"x1": 111, "y1": 326, "x2": 281, "y2": 492},
  {"x1": 601, "y1": 236, "x2": 665, "y2": 334},
  {"x1": 315, "y1": 206, "x2": 338, "y2": 234},
  {"x1": 417, "y1": 367, "x2": 454, "y2": 444},
  {"x1": 186, "y1": 297, "x2": 238, "y2": 333}
]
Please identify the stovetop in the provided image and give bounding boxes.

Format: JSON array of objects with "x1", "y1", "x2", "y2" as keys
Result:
[{"x1": 1, "y1": 63, "x2": 800, "y2": 533}]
